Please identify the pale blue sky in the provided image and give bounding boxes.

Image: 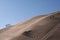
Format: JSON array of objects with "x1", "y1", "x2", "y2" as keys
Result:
[{"x1": 0, "y1": 0, "x2": 60, "y2": 29}]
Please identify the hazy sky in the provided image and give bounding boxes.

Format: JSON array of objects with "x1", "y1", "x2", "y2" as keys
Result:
[{"x1": 0, "y1": 0, "x2": 60, "y2": 29}]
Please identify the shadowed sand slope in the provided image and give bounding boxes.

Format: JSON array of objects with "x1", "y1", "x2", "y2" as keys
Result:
[{"x1": 0, "y1": 11, "x2": 60, "y2": 40}]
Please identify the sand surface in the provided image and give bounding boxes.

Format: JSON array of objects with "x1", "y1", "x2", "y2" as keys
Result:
[{"x1": 0, "y1": 11, "x2": 60, "y2": 40}]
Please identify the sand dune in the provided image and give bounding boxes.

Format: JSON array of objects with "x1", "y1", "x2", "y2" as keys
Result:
[{"x1": 0, "y1": 11, "x2": 60, "y2": 40}]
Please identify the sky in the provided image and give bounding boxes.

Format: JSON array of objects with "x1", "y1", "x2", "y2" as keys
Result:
[{"x1": 0, "y1": 0, "x2": 60, "y2": 29}]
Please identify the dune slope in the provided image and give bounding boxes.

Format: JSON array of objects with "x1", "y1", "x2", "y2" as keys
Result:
[{"x1": 0, "y1": 11, "x2": 60, "y2": 40}]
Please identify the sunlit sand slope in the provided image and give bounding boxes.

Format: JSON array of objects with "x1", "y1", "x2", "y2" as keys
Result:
[{"x1": 0, "y1": 11, "x2": 60, "y2": 40}]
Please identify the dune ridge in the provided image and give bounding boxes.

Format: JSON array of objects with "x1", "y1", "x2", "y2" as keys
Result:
[{"x1": 0, "y1": 11, "x2": 60, "y2": 40}]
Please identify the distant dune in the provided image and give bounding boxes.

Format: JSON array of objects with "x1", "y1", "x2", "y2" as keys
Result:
[{"x1": 0, "y1": 11, "x2": 60, "y2": 40}]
